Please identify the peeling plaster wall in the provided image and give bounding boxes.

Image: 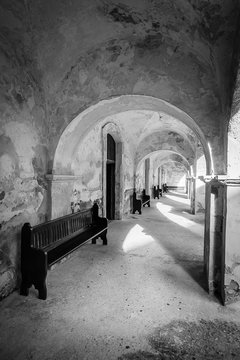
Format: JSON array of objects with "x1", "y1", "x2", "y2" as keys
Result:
[
  {"x1": 228, "y1": 61, "x2": 240, "y2": 177},
  {"x1": 225, "y1": 185, "x2": 240, "y2": 303},
  {"x1": 0, "y1": 2, "x2": 48, "y2": 298},
  {"x1": 51, "y1": 123, "x2": 103, "y2": 219},
  {"x1": 72, "y1": 124, "x2": 103, "y2": 211},
  {"x1": 136, "y1": 160, "x2": 145, "y2": 194},
  {"x1": 52, "y1": 118, "x2": 135, "y2": 219}
]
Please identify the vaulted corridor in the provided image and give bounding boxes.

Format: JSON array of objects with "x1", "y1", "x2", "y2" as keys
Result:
[{"x1": 1, "y1": 192, "x2": 240, "y2": 360}]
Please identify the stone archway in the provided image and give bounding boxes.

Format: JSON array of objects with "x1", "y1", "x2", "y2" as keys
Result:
[
  {"x1": 50, "y1": 95, "x2": 211, "y2": 220},
  {"x1": 48, "y1": 94, "x2": 223, "y2": 302},
  {"x1": 52, "y1": 95, "x2": 212, "y2": 176}
]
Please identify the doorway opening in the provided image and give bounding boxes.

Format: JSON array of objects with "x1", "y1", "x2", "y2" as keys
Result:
[{"x1": 106, "y1": 134, "x2": 116, "y2": 220}]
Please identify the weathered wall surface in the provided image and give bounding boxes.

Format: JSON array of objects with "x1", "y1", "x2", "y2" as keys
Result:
[
  {"x1": 72, "y1": 125, "x2": 103, "y2": 212},
  {"x1": 28, "y1": 0, "x2": 239, "y2": 174},
  {"x1": 0, "y1": 2, "x2": 48, "y2": 298},
  {"x1": 225, "y1": 185, "x2": 240, "y2": 303},
  {"x1": 136, "y1": 160, "x2": 145, "y2": 195},
  {"x1": 51, "y1": 118, "x2": 136, "y2": 219},
  {"x1": 228, "y1": 60, "x2": 240, "y2": 177}
]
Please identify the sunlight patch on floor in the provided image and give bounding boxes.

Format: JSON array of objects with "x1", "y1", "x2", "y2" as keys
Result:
[
  {"x1": 122, "y1": 224, "x2": 155, "y2": 252},
  {"x1": 165, "y1": 193, "x2": 190, "y2": 206},
  {"x1": 156, "y1": 202, "x2": 204, "y2": 236}
]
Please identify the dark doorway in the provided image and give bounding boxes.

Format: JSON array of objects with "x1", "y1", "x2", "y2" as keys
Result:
[{"x1": 106, "y1": 134, "x2": 116, "y2": 220}]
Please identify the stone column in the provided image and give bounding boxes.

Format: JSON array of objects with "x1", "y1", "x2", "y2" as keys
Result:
[
  {"x1": 145, "y1": 158, "x2": 150, "y2": 195},
  {"x1": 158, "y1": 167, "x2": 161, "y2": 188},
  {"x1": 204, "y1": 179, "x2": 225, "y2": 301},
  {"x1": 195, "y1": 151, "x2": 207, "y2": 213},
  {"x1": 203, "y1": 61, "x2": 240, "y2": 304},
  {"x1": 224, "y1": 181, "x2": 240, "y2": 304},
  {"x1": 204, "y1": 179, "x2": 240, "y2": 305},
  {"x1": 222, "y1": 62, "x2": 240, "y2": 304}
]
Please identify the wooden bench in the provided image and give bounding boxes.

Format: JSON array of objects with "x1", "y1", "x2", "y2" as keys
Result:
[
  {"x1": 20, "y1": 203, "x2": 108, "y2": 300},
  {"x1": 132, "y1": 192, "x2": 142, "y2": 214},
  {"x1": 153, "y1": 186, "x2": 162, "y2": 199},
  {"x1": 142, "y1": 189, "x2": 150, "y2": 207}
]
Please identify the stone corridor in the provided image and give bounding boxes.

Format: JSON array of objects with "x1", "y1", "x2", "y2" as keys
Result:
[{"x1": 1, "y1": 192, "x2": 240, "y2": 360}]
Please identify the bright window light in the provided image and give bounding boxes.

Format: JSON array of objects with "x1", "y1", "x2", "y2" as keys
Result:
[
  {"x1": 122, "y1": 224, "x2": 155, "y2": 252},
  {"x1": 208, "y1": 142, "x2": 214, "y2": 175}
]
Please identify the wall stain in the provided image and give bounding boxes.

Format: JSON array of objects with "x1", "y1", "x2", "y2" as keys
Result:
[{"x1": 0, "y1": 191, "x2": 5, "y2": 201}]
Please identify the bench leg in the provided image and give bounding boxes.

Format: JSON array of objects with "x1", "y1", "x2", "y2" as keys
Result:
[
  {"x1": 37, "y1": 281, "x2": 47, "y2": 300},
  {"x1": 20, "y1": 282, "x2": 29, "y2": 296},
  {"x1": 92, "y1": 237, "x2": 97, "y2": 244},
  {"x1": 33, "y1": 249, "x2": 48, "y2": 300},
  {"x1": 101, "y1": 231, "x2": 107, "y2": 245}
]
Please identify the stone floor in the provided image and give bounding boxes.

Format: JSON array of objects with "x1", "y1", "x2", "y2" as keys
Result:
[{"x1": 1, "y1": 192, "x2": 240, "y2": 360}]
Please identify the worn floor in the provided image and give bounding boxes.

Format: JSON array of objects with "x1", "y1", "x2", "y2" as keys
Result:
[{"x1": 1, "y1": 192, "x2": 240, "y2": 360}]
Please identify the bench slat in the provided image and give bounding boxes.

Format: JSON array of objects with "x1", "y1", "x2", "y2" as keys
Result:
[{"x1": 47, "y1": 226, "x2": 108, "y2": 266}]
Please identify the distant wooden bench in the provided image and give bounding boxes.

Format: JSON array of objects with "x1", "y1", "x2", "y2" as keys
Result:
[
  {"x1": 153, "y1": 186, "x2": 162, "y2": 199},
  {"x1": 132, "y1": 192, "x2": 142, "y2": 214},
  {"x1": 20, "y1": 203, "x2": 108, "y2": 300},
  {"x1": 142, "y1": 189, "x2": 150, "y2": 207}
]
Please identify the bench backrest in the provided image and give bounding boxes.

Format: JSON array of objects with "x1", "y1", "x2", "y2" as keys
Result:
[{"x1": 22, "y1": 208, "x2": 93, "y2": 250}]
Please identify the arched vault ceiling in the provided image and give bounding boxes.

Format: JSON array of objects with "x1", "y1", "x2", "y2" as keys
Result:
[
  {"x1": 136, "y1": 150, "x2": 191, "y2": 174},
  {"x1": 150, "y1": 151, "x2": 191, "y2": 172},
  {"x1": 161, "y1": 160, "x2": 189, "y2": 173},
  {"x1": 54, "y1": 96, "x2": 212, "y2": 174},
  {"x1": 106, "y1": 110, "x2": 199, "y2": 152},
  {"x1": 135, "y1": 131, "x2": 196, "y2": 166},
  {"x1": 28, "y1": 0, "x2": 238, "y2": 104}
]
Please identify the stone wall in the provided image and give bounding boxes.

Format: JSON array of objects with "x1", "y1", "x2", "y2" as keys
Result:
[{"x1": 0, "y1": 2, "x2": 48, "y2": 298}]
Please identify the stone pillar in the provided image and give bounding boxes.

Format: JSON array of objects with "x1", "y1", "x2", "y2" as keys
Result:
[
  {"x1": 224, "y1": 181, "x2": 240, "y2": 304},
  {"x1": 195, "y1": 152, "x2": 206, "y2": 213},
  {"x1": 222, "y1": 62, "x2": 240, "y2": 303},
  {"x1": 204, "y1": 179, "x2": 240, "y2": 305},
  {"x1": 204, "y1": 180, "x2": 225, "y2": 302},
  {"x1": 153, "y1": 165, "x2": 158, "y2": 187},
  {"x1": 190, "y1": 177, "x2": 196, "y2": 214},
  {"x1": 189, "y1": 164, "x2": 196, "y2": 214},
  {"x1": 186, "y1": 176, "x2": 191, "y2": 199},
  {"x1": 158, "y1": 167, "x2": 161, "y2": 188},
  {"x1": 145, "y1": 158, "x2": 150, "y2": 195}
]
